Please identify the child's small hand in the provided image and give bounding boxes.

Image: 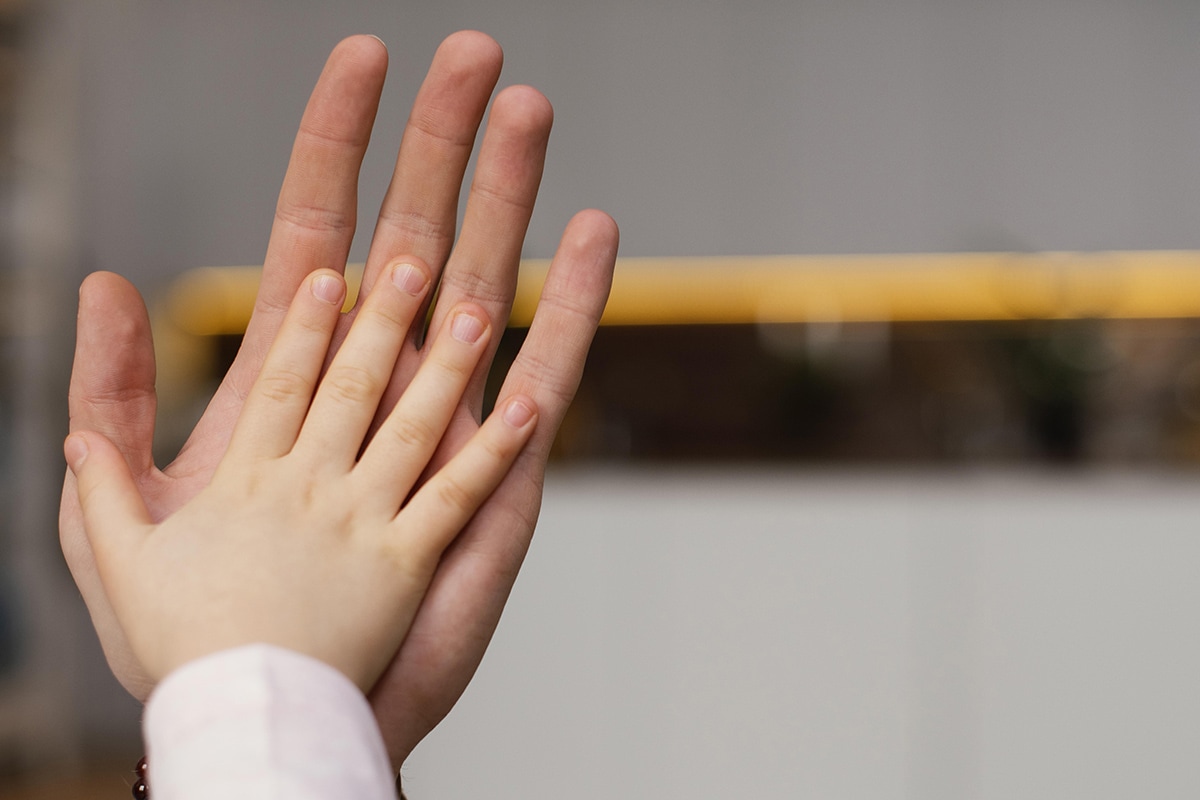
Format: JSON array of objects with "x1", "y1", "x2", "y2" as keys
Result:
[{"x1": 64, "y1": 262, "x2": 537, "y2": 691}]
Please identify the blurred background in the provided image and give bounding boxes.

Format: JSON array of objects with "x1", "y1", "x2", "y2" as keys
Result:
[{"x1": 4, "y1": 0, "x2": 1200, "y2": 797}]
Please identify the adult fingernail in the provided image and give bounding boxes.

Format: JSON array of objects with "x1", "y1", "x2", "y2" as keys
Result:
[
  {"x1": 450, "y1": 312, "x2": 485, "y2": 344},
  {"x1": 503, "y1": 398, "x2": 536, "y2": 428},
  {"x1": 312, "y1": 274, "x2": 344, "y2": 305},
  {"x1": 64, "y1": 434, "x2": 89, "y2": 471},
  {"x1": 391, "y1": 263, "x2": 428, "y2": 296}
]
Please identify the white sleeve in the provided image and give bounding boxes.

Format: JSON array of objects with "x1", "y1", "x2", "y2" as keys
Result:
[{"x1": 142, "y1": 644, "x2": 394, "y2": 800}]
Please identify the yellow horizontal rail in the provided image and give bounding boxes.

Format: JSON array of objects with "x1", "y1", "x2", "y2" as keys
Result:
[{"x1": 164, "y1": 251, "x2": 1200, "y2": 335}]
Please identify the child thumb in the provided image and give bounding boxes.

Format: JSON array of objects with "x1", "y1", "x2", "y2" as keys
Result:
[{"x1": 64, "y1": 431, "x2": 151, "y2": 557}]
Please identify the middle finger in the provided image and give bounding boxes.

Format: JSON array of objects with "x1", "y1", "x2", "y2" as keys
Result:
[
  {"x1": 375, "y1": 84, "x2": 554, "y2": 433},
  {"x1": 293, "y1": 260, "x2": 432, "y2": 469},
  {"x1": 356, "y1": 31, "x2": 504, "y2": 309}
]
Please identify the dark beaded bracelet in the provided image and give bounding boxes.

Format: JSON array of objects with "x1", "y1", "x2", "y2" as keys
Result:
[
  {"x1": 131, "y1": 756, "x2": 149, "y2": 799},
  {"x1": 133, "y1": 756, "x2": 407, "y2": 798}
]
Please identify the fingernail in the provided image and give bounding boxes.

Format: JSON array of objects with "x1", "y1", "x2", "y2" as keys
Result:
[
  {"x1": 312, "y1": 274, "x2": 344, "y2": 305},
  {"x1": 367, "y1": 34, "x2": 387, "y2": 50},
  {"x1": 450, "y1": 312, "x2": 485, "y2": 344},
  {"x1": 502, "y1": 398, "x2": 536, "y2": 428},
  {"x1": 391, "y1": 263, "x2": 428, "y2": 296},
  {"x1": 64, "y1": 434, "x2": 89, "y2": 471}
]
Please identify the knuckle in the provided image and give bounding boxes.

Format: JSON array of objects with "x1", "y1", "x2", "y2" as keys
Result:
[
  {"x1": 380, "y1": 539, "x2": 438, "y2": 586},
  {"x1": 407, "y1": 107, "x2": 478, "y2": 150},
  {"x1": 471, "y1": 180, "x2": 536, "y2": 215},
  {"x1": 385, "y1": 415, "x2": 438, "y2": 452},
  {"x1": 510, "y1": 349, "x2": 577, "y2": 406},
  {"x1": 274, "y1": 198, "x2": 355, "y2": 235},
  {"x1": 536, "y1": 285, "x2": 605, "y2": 329},
  {"x1": 256, "y1": 369, "x2": 311, "y2": 405},
  {"x1": 361, "y1": 300, "x2": 414, "y2": 335},
  {"x1": 477, "y1": 429, "x2": 515, "y2": 465},
  {"x1": 434, "y1": 472, "x2": 476, "y2": 515},
  {"x1": 429, "y1": 353, "x2": 475, "y2": 384},
  {"x1": 323, "y1": 364, "x2": 383, "y2": 407},
  {"x1": 296, "y1": 118, "x2": 369, "y2": 150},
  {"x1": 376, "y1": 206, "x2": 456, "y2": 255},
  {"x1": 438, "y1": 266, "x2": 513, "y2": 307}
]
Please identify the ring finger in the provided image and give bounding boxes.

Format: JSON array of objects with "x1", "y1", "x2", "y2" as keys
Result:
[{"x1": 353, "y1": 303, "x2": 493, "y2": 512}]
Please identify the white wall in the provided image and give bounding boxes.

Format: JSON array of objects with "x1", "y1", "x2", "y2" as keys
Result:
[{"x1": 408, "y1": 468, "x2": 1200, "y2": 799}]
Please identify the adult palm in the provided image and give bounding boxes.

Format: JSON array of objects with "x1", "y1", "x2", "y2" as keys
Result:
[{"x1": 59, "y1": 32, "x2": 617, "y2": 770}]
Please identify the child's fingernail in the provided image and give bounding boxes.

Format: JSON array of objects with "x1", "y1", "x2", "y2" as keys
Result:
[
  {"x1": 391, "y1": 263, "x2": 428, "y2": 296},
  {"x1": 64, "y1": 434, "x2": 89, "y2": 471},
  {"x1": 503, "y1": 398, "x2": 536, "y2": 428},
  {"x1": 450, "y1": 312, "x2": 485, "y2": 344},
  {"x1": 312, "y1": 274, "x2": 344, "y2": 305}
]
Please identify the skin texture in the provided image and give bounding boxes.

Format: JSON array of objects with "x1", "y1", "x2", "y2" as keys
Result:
[
  {"x1": 59, "y1": 32, "x2": 618, "y2": 769},
  {"x1": 67, "y1": 268, "x2": 539, "y2": 692}
]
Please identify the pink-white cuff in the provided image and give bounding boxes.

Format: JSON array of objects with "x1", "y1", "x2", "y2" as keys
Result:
[{"x1": 144, "y1": 644, "x2": 393, "y2": 800}]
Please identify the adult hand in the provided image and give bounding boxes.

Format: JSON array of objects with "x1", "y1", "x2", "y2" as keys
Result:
[
  {"x1": 68, "y1": 264, "x2": 539, "y2": 692},
  {"x1": 60, "y1": 32, "x2": 618, "y2": 767}
]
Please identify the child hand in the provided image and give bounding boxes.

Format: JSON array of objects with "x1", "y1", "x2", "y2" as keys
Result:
[{"x1": 63, "y1": 263, "x2": 537, "y2": 691}]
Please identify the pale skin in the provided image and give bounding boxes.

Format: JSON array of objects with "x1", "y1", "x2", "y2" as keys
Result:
[
  {"x1": 67, "y1": 267, "x2": 537, "y2": 692},
  {"x1": 59, "y1": 31, "x2": 618, "y2": 767}
]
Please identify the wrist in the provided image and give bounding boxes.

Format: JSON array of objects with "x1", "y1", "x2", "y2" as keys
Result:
[{"x1": 145, "y1": 644, "x2": 394, "y2": 797}]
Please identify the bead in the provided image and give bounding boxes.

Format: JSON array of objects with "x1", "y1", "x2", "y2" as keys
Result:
[{"x1": 133, "y1": 756, "x2": 150, "y2": 799}]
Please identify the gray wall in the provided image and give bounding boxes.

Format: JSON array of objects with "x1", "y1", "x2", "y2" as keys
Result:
[{"x1": 74, "y1": 0, "x2": 1200, "y2": 299}]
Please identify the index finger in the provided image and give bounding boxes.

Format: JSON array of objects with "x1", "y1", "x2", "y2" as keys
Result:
[{"x1": 227, "y1": 36, "x2": 388, "y2": 405}]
